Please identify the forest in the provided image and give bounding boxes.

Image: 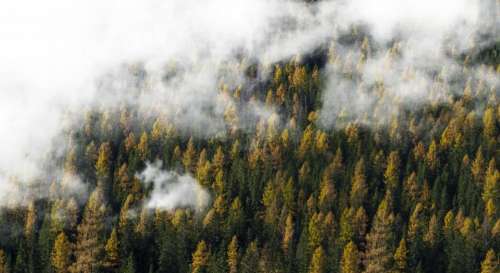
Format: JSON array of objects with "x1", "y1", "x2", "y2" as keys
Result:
[{"x1": 0, "y1": 1, "x2": 499, "y2": 273}]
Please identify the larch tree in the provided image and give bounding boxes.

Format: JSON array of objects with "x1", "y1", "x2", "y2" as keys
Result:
[
  {"x1": 384, "y1": 151, "x2": 400, "y2": 193},
  {"x1": 227, "y1": 236, "x2": 239, "y2": 273},
  {"x1": 0, "y1": 249, "x2": 9, "y2": 273},
  {"x1": 364, "y1": 194, "x2": 395, "y2": 273},
  {"x1": 182, "y1": 138, "x2": 196, "y2": 173},
  {"x1": 51, "y1": 232, "x2": 71, "y2": 273},
  {"x1": 96, "y1": 142, "x2": 111, "y2": 183},
  {"x1": 341, "y1": 241, "x2": 360, "y2": 273},
  {"x1": 191, "y1": 241, "x2": 209, "y2": 273},
  {"x1": 137, "y1": 131, "x2": 150, "y2": 161},
  {"x1": 282, "y1": 213, "x2": 295, "y2": 255},
  {"x1": 393, "y1": 238, "x2": 408, "y2": 273},
  {"x1": 350, "y1": 158, "x2": 368, "y2": 208},
  {"x1": 480, "y1": 249, "x2": 498, "y2": 273},
  {"x1": 70, "y1": 188, "x2": 107, "y2": 273},
  {"x1": 309, "y1": 246, "x2": 326, "y2": 273},
  {"x1": 103, "y1": 228, "x2": 120, "y2": 272}
]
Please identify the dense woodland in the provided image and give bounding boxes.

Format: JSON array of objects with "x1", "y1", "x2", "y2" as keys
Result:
[{"x1": 0, "y1": 26, "x2": 499, "y2": 273}]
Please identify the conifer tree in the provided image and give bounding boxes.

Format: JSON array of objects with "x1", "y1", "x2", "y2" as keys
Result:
[
  {"x1": 384, "y1": 151, "x2": 400, "y2": 192},
  {"x1": 103, "y1": 228, "x2": 120, "y2": 272},
  {"x1": 341, "y1": 241, "x2": 360, "y2": 273},
  {"x1": 393, "y1": 238, "x2": 408, "y2": 273},
  {"x1": 283, "y1": 214, "x2": 295, "y2": 255},
  {"x1": 137, "y1": 132, "x2": 149, "y2": 161},
  {"x1": 481, "y1": 249, "x2": 498, "y2": 273},
  {"x1": 70, "y1": 188, "x2": 107, "y2": 273},
  {"x1": 309, "y1": 246, "x2": 325, "y2": 273},
  {"x1": 51, "y1": 232, "x2": 71, "y2": 273},
  {"x1": 191, "y1": 241, "x2": 209, "y2": 273},
  {"x1": 183, "y1": 138, "x2": 196, "y2": 173},
  {"x1": 240, "y1": 241, "x2": 259, "y2": 273},
  {"x1": 96, "y1": 142, "x2": 111, "y2": 183},
  {"x1": 0, "y1": 249, "x2": 9, "y2": 273},
  {"x1": 351, "y1": 158, "x2": 368, "y2": 208},
  {"x1": 227, "y1": 236, "x2": 239, "y2": 273},
  {"x1": 122, "y1": 255, "x2": 135, "y2": 273},
  {"x1": 364, "y1": 194, "x2": 395, "y2": 273}
]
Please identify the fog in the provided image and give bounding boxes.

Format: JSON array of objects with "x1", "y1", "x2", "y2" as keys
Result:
[{"x1": 0, "y1": 0, "x2": 497, "y2": 207}]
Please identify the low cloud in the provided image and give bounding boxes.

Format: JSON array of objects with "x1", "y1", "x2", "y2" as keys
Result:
[{"x1": 138, "y1": 161, "x2": 210, "y2": 211}]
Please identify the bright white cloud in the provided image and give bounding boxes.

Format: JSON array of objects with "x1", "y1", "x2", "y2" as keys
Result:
[{"x1": 138, "y1": 161, "x2": 210, "y2": 211}]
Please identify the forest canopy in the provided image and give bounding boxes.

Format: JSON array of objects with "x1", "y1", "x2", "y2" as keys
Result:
[{"x1": 0, "y1": 0, "x2": 498, "y2": 273}]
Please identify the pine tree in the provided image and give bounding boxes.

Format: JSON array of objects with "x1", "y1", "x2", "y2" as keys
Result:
[
  {"x1": 308, "y1": 212, "x2": 324, "y2": 251},
  {"x1": 351, "y1": 158, "x2": 368, "y2": 208},
  {"x1": 471, "y1": 148, "x2": 485, "y2": 185},
  {"x1": 309, "y1": 246, "x2": 326, "y2": 273},
  {"x1": 364, "y1": 194, "x2": 395, "y2": 273},
  {"x1": 96, "y1": 142, "x2": 111, "y2": 183},
  {"x1": 0, "y1": 249, "x2": 9, "y2": 273},
  {"x1": 426, "y1": 141, "x2": 438, "y2": 172},
  {"x1": 483, "y1": 160, "x2": 499, "y2": 208},
  {"x1": 384, "y1": 151, "x2": 400, "y2": 192},
  {"x1": 240, "y1": 241, "x2": 259, "y2": 273},
  {"x1": 480, "y1": 249, "x2": 498, "y2": 273},
  {"x1": 103, "y1": 228, "x2": 120, "y2": 272},
  {"x1": 318, "y1": 170, "x2": 336, "y2": 212},
  {"x1": 51, "y1": 232, "x2": 71, "y2": 273},
  {"x1": 227, "y1": 236, "x2": 239, "y2": 273},
  {"x1": 341, "y1": 241, "x2": 360, "y2": 273},
  {"x1": 23, "y1": 202, "x2": 36, "y2": 273},
  {"x1": 183, "y1": 138, "x2": 196, "y2": 173},
  {"x1": 70, "y1": 188, "x2": 107, "y2": 273},
  {"x1": 283, "y1": 214, "x2": 295, "y2": 255},
  {"x1": 191, "y1": 241, "x2": 209, "y2": 273},
  {"x1": 212, "y1": 146, "x2": 225, "y2": 173},
  {"x1": 137, "y1": 132, "x2": 149, "y2": 161},
  {"x1": 483, "y1": 107, "x2": 497, "y2": 138},
  {"x1": 393, "y1": 238, "x2": 407, "y2": 273}
]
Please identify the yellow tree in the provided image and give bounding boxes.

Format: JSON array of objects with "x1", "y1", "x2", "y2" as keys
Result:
[
  {"x1": 384, "y1": 151, "x2": 400, "y2": 192},
  {"x1": 364, "y1": 193, "x2": 395, "y2": 273},
  {"x1": 96, "y1": 142, "x2": 111, "y2": 182},
  {"x1": 483, "y1": 159, "x2": 499, "y2": 209},
  {"x1": 71, "y1": 188, "x2": 107, "y2": 273},
  {"x1": 183, "y1": 138, "x2": 196, "y2": 173},
  {"x1": 137, "y1": 132, "x2": 149, "y2": 161},
  {"x1": 480, "y1": 249, "x2": 498, "y2": 273},
  {"x1": 227, "y1": 236, "x2": 239, "y2": 273},
  {"x1": 483, "y1": 107, "x2": 497, "y2": 138},
  {"x1": 103, "y1": 228, "x2": 120, "y2": 272},
  {"x1": 282, "y1": 214, "x2": 294, "y2": 255},
  {"x1": 341, "y1": 241, "x2": 360, "y2": 273},
  {"x1": 350, "y1": 158, "x2": 367, "y2": 208},
  {"x1": 309, "y1": 246, "x2": 326, "y2": 273},
  {"x1": 393, "y1": 238, "x2": 408, "y2": 273},
  {"x1": 0, "y1": 249, "x2": 9, "y2": 273},
  {"x1": 51, "y1": 232, "x2": 71, "y2": 273},
  {"x1": 191, "y1": 241, "x2": 209, "y2": 273}
]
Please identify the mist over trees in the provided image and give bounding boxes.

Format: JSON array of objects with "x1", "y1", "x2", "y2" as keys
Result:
[{"x1": 0, "y1": 0, "x2": 499, "y2": 272}]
